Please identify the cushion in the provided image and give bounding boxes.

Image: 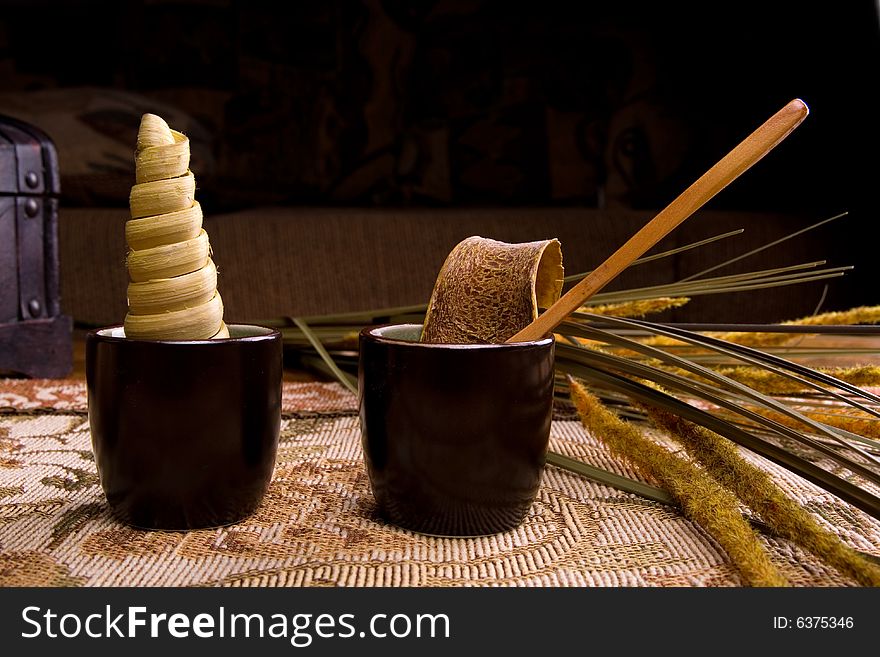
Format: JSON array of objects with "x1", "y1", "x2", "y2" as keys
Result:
[{"x1": 0, "y1": 86, "x2": 214, "y2": 207}]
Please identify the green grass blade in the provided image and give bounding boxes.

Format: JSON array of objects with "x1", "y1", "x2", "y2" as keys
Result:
[
  {"x1": 563, "y1": 228, "x2": 745, "y2": 283},
  {"x1": 546, "y1": 451, "x2": 675, "y2": 505},
  {"x1": 292, "y1": 317, "x2": 358, "y2": 395},
  {"x1": 678, "y1": 211, "x2": 849, "y2": 282}
]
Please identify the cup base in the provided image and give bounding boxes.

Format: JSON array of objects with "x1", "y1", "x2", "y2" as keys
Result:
[
  {"x1": 108, "y1": 502, "x2": 263, "y2": 532},
  {"x1": 377, "y1": 506, "x2": 531, "y2": 538},
  {"x1": 105, "y1": 482, "x2": 269, "y2": 531}
]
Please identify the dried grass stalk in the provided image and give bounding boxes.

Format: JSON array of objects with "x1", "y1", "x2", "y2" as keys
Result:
[
  {"x1": 713, "y1": 365, "x2": 880, "y2": 396},
  {"x1": 757, "y1": 407, "x2": 880, "y2": 441},
  {"x1": 584, "y1": 297, "x2": 690, "y2": 318},
  {"x1": 636, "y1": 358, "x2": 880, "y2": 400},
  {"x1": 643, "y1": 305, "x2": 880, "y2": 348},
  {"x1": 646, "y1": 406, "x2": 880, "y2": 586},
  {"x1": 568, "y1": 378, "x2": 787, "y2": 586},
  {"x1": 790, "y1": 306, "x2": 880, "y2": 327}
]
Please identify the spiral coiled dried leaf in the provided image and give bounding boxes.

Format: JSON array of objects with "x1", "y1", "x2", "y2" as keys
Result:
[{"x1": 124, "y1": 113, "x2": 227, "y2": 340}]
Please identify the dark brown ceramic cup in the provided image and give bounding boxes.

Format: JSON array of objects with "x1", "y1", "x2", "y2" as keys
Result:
[
  {"x1": 359, "y1": 324, "x2": 555, "y2": 536},
  {"x1": 86, "y1": 324, "x2": 282, "y2": 530}
]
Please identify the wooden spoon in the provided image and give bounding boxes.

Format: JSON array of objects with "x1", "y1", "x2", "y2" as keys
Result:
[{"x1": 507, "y1": 98, "x2": 809, "y2": 343}]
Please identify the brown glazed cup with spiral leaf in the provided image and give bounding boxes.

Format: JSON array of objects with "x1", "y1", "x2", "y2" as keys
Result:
[
  {"x1": 86, "y1": 324, "x2": 282, "y2": 530},
  {"x1": 359, "y1": 323, "x2": 555, "y2": 536}
]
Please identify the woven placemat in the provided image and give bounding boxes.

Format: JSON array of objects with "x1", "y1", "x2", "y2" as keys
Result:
[{"x1": 1, "y1": 379, "x2": 878, "y2": 586}]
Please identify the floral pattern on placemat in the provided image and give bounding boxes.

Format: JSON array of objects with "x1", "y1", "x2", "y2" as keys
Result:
[
  {"x1": 1, "y1": 381, "x2": 878, "y2": 587},
  {"x1": 0, "y1": 380, "x2": 356, "y2": 415}
]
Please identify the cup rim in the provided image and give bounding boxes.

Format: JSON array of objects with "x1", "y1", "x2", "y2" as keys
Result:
[
  {"x1": 87, "y1": 323, "x2": 281, "y2": 345},
  {"x1": 361, "y1": 323, "x2": 554, "y2": 349}
]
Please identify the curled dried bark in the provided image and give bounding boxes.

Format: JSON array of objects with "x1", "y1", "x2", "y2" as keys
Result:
[{"x1": 421, "y1": 236, "x2": 563, "y2": 344}]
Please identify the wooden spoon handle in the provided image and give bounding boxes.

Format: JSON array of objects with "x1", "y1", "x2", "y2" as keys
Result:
[{"x1": 507, "y1": 98, "x2": 809, "y2": 343}]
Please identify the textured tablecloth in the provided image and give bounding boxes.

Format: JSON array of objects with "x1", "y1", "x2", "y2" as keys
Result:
[{"x1": 1, "y1": 379, "x2": 878, "y2": 587}]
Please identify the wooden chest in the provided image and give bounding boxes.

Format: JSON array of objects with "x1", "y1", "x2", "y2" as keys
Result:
[{"x1": 0, "y1": 114, "x2": 72, "y2": 378}]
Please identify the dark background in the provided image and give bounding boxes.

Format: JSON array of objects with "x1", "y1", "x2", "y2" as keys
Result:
[{"x1": 1, "y1": 0, "x2": 878, "y2": 304}]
